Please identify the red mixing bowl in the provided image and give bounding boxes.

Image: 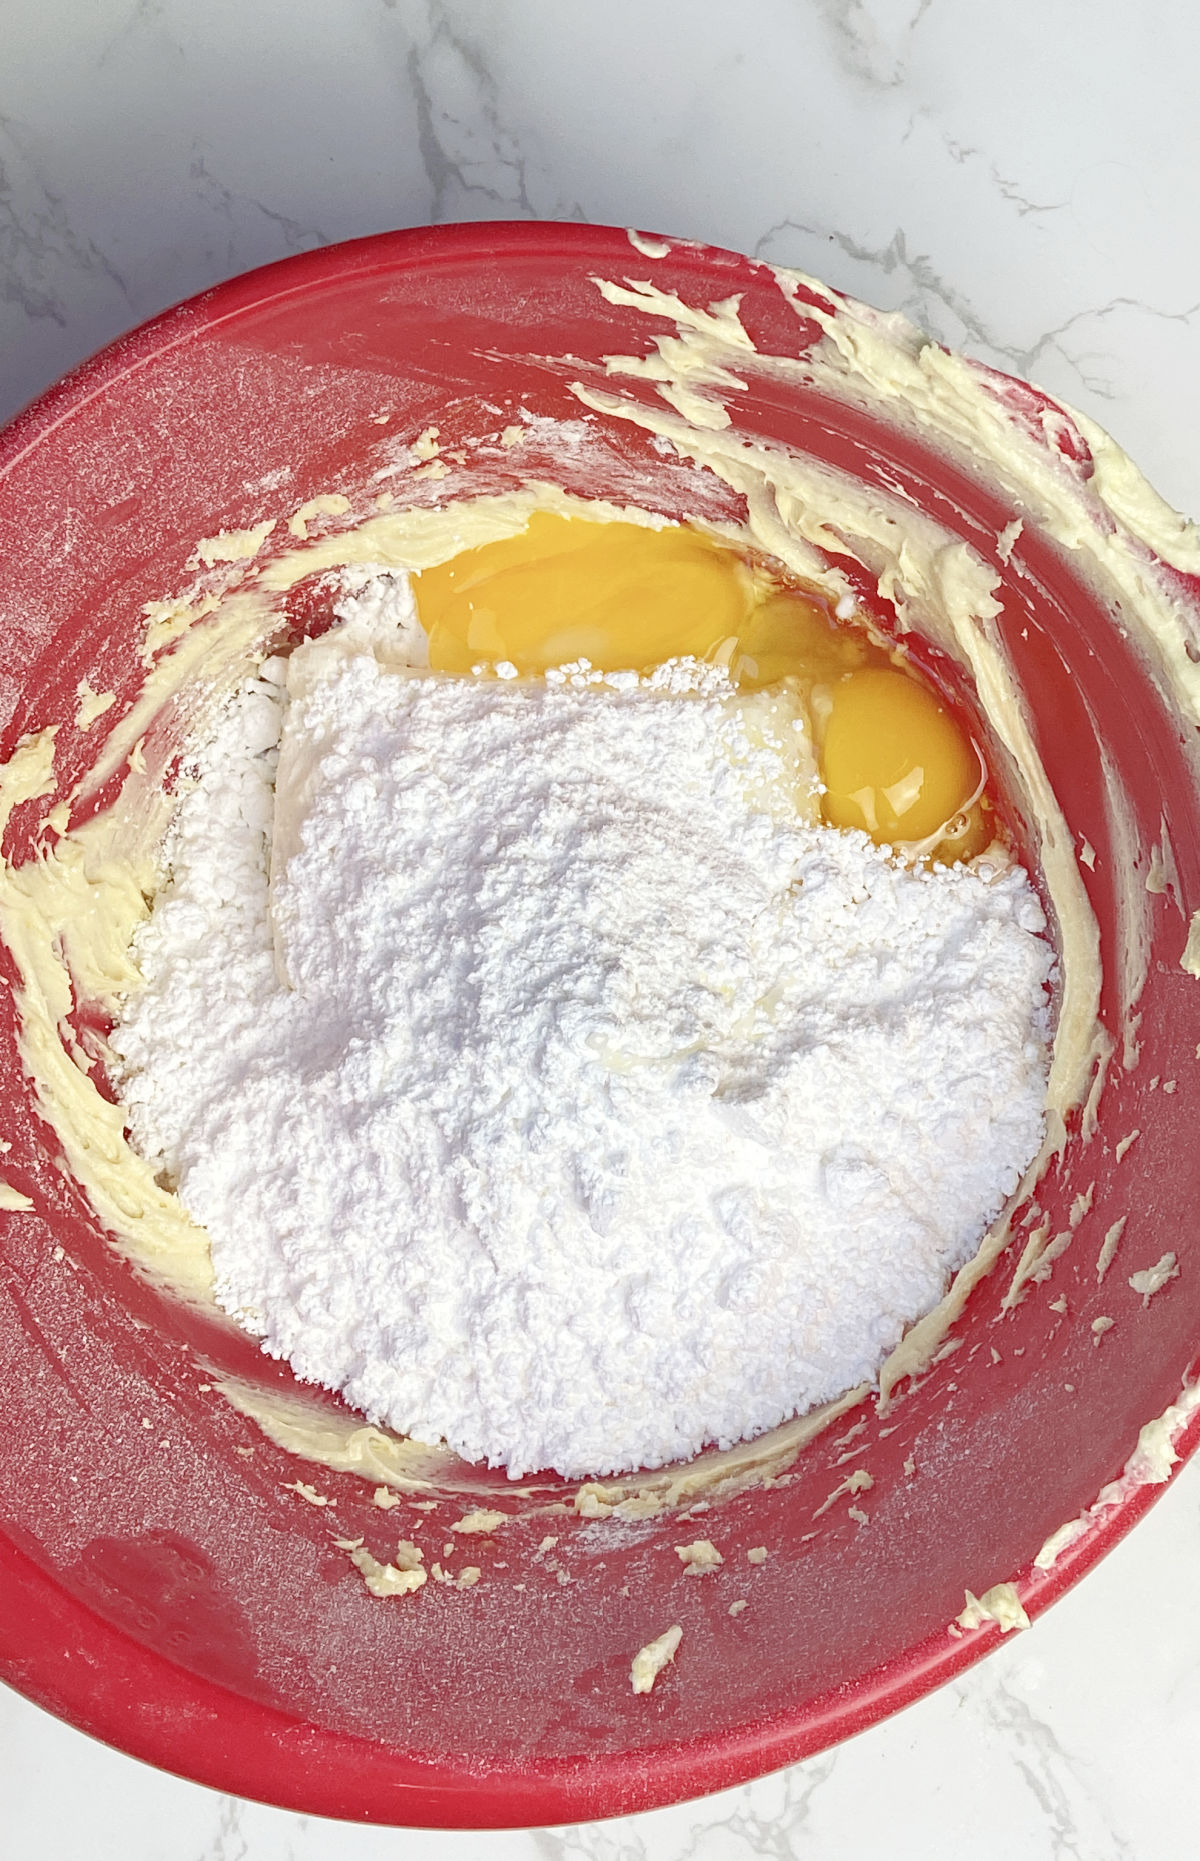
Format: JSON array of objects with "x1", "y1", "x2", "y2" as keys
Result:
[{"x1": 0, "y1": 222, "x2": 1198, "y2": 1829}]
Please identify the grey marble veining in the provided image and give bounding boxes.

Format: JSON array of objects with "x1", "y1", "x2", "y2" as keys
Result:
[
  {"x1": 3, "y1": 4, "x2": 1200, "y2": 1856},
  {"x1": 5, "y1": 0, "x2": 1200, "y2": 513}
]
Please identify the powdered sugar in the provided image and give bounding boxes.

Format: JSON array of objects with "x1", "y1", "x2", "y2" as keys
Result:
[{"x1": 111, "y1": 575, "x2": 1054, "y2": 1479}]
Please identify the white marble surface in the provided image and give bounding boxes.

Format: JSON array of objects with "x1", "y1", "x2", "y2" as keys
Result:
[{"x1": 4, "y1": 1, "x2": 1200, "y2": 1853}]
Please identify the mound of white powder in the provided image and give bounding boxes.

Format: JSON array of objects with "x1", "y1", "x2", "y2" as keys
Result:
[{"x1": 111, "y1": 577, "x2": 1054, "y2": 1479}]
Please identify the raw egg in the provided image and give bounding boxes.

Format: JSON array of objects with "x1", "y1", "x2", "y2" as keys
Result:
[
  {"x1": 414, "y1": 513, "x2": 990, "y2": 861},
  {"x1": 416, "y1": 511, "x2": 755, "y2": 675},
  {"x1": 819, "y1": 667, "x2": 989, "y2": 855}
]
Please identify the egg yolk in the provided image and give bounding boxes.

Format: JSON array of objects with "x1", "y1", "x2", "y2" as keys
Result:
[
  {"x1": 414, "y1": 513, "x2": 991, "y2": 861},
  {"x1": 416, "y1": 511, "x2": 754, "y2": 675},
  {"x1": 820, "y1": 667, "x2": 988, "y2": 853}
]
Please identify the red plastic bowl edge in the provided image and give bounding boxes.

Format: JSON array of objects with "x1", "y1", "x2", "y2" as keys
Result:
[{"x1": 2, "y1": 219, "x2": 1198, "y2": 1828}]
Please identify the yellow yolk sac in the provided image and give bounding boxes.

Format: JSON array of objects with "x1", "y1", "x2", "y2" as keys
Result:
[
  {"x1": 415, "y1": 512, "x2": 756, "y2": 674},
  {"x1": 819, "y1": 666, "x2": 988, "y2": 855},
  {"x1": 414, "y1": 514, "x2": 992, "y2": 862}
]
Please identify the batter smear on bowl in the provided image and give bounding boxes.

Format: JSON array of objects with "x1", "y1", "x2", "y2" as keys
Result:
[{"x1": 109, "y1": 517, "x2": 1054, "y2": 1479}]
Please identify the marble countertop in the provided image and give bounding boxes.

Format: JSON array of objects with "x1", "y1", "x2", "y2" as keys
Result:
[{"x1": 4, "y1": 2, "x2": 1200, "y2": 1855}]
